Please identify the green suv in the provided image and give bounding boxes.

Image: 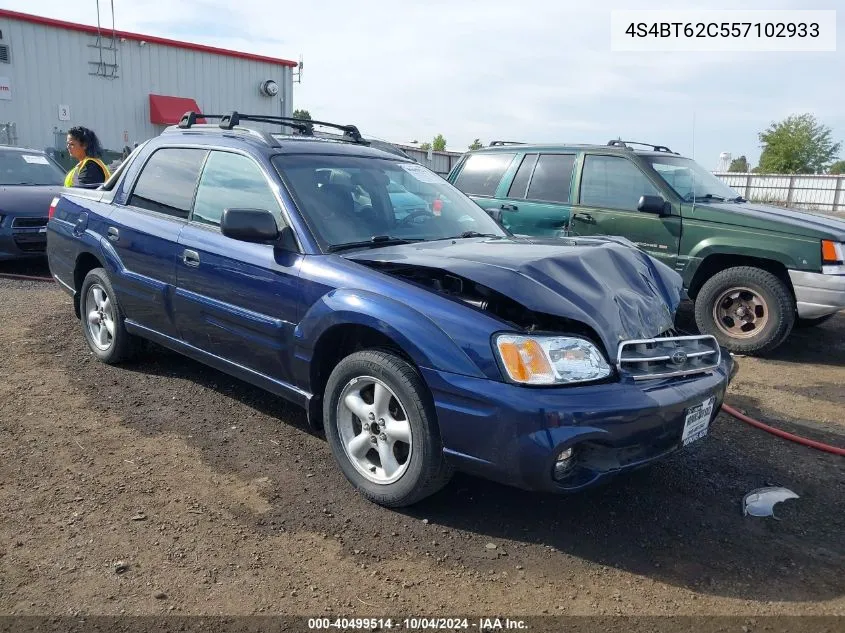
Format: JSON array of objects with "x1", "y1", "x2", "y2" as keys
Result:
[{"x1": 447, "y1": 140, "x2": 845, "y2": 355}]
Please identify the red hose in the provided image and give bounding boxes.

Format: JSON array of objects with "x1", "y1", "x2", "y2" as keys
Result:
[
  {"x1": 722, "y1": 403, "x2": 845, "y2": 456},
  {"x1": 0, "y1": 273, "x2": 54, "y2": 282}
]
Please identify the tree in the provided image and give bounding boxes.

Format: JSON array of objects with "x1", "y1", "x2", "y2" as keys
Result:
[
  {"x1": 757, "y1": 113, "x2": 841, "y2": 174},
  {"x1": 432, "y1": 134, "x2": 447, "y2": 151},
  {"x1": 292, "y1": 109, "x2": 313, "y2": 134},
  {"x1": 419, "y1": 142, "x2": 431, "y2": 151},
  {"x1": 829, "y1": 160, "x2": 845, "y2": 175},
  {"x1": 728, "y1": 156, "x2": 749, "y2": 172},
  {"x1": 468, "y1": 138, "x2": 483, "y2": 150}
]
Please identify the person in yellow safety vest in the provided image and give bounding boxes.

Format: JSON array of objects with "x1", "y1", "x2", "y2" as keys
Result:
[{"x1": 64, "y1": 126, "x2": 111, "y2": 187}]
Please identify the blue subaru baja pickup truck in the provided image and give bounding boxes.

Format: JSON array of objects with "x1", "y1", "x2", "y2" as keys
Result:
[{"x1": 46, "y1": 112, "x2": 736, "y2": 507}]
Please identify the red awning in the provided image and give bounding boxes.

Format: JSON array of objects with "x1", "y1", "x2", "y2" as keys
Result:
[{"x1": 149, "y1": 94, "x2": 204, "y2": 125}]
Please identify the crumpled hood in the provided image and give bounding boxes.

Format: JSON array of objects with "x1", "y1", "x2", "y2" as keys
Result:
[{"x1": 345, "y1": 236, "x2": 683, "y2": 351}]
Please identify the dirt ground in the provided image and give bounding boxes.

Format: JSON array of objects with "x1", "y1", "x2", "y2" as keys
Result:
[{"x1": 0, "y1": 260, "x2": 843, "y2": 618}]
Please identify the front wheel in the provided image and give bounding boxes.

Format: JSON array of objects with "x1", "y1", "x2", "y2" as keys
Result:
[
  {"x1": 694, "y1": 266, "x2": 795, "y2": 356},
  {"x1": 323, "y1": 350, "x2": 452, "y2": 507}
]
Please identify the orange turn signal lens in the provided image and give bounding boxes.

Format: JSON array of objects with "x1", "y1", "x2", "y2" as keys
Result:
[
  {"x1": 496, "y1": 336, "x2": 555, "y2": 384},
  {"x1": 821, "y1": 240, "x2": 841, "y2": 264}
]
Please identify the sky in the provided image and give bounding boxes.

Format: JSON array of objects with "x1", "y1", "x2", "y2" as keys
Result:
[{"x1": 3, "y1": 0, "x2": 843, "y2": 169}]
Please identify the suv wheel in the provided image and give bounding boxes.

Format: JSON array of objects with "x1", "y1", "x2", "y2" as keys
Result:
[
  {"x1": 694, "y1": 266, "x2": 794, "y2": 355},
  {"x1": 323, "y1": 350, "x2": 452, "y2": 507},
  {"x1": 80, "y1": 267, "x2": 135, "y2": 364}
]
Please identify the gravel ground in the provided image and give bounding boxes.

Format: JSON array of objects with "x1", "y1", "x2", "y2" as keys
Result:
[{"x1": 0, "y1": 259, "x2": 843, "y2": 618}]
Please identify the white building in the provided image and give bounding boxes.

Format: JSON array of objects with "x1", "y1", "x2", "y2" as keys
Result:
[{"x1": 0, "y1": 8, "x2": 296, "y2": 159}]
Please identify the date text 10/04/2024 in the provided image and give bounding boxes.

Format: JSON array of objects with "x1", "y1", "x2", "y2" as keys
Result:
[{"x1": 307, "y1": 617, "x2": 529, "y2": 630}]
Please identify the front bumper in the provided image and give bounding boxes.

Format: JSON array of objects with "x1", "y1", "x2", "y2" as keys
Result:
[
  {"x1": 423, "y1": 353, "x2": 734, "y2": 493},
  {"x1": 789, "y1": 270, "x2": 845, "y2": 319}
]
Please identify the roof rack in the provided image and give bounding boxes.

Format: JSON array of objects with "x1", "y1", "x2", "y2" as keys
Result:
[
  {"x1": 607, "y1": 139, "x2": 678, "y2": 154},
  {"x1": 177, "y1": 111, "x2": 366, "y2": 144},
  {"x1": 166, "y1": 120, "x2": 281, "y2": 147},
  {"x1": 489, "y1": 140, "x2": 525, "y2": 146}
]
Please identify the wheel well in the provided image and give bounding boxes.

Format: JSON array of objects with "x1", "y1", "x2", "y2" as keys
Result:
[
  {"x1": 72, "y1": 252, "x2": 104, "y2": 318},
  {"x1": 687, "y1": 255, "x2": 793, "y2": 300},
  {"x1": 307, "y1": 324, "x2": 416, "y2": 431}
]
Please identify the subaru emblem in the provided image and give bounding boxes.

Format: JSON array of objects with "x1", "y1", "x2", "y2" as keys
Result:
[{"x1": 670, "y1": 349, "x2": 688, "y2": 365}]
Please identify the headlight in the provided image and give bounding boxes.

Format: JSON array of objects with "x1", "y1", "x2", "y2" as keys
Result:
[
  {"x1": 821, "y1": 240, "x2": 845, "y2": 275},
  {"x1": 494, "y1": 334, "x2": 612, "y2": 385}
]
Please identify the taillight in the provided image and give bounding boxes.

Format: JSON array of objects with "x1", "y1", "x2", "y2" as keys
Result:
[{"x1": 48, "y1": 197, "x2": 59, "y2": 220}]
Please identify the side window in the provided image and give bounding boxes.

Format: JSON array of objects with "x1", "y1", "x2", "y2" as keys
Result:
[
  {"x1": 580, "y1": 155, "x2": 659, "y2": 211},
  {"x1": 192, "y1": 152, "x2": 282, "y2": 227},
  {"x1": 128, "y1": 148, "x2": 207, "y2": 219},
  {"x1": 452, "y1": 153, "x2": 515, "y2": 197},
  {"x1": 507, "y1": 154, "x2": 538, "y2": 199},
  {"x1": 526, "y1": 154, "x2": 576, "y2": 203}
]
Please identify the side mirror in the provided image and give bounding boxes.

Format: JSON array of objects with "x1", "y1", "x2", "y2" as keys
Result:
[
  {"x1": 485, "y1": 208, "x2": 503, "y2": 223},
  {"x1": 221, "y1": 208, "x2": 280, "y2": 243},
  {"x1": 637, "y1": 195, "x2": 670, "y2": 216}
]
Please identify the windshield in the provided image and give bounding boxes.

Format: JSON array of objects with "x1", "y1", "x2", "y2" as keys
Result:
[
  {"x1": 272, "y1": 154, "x2": 507, "y2": 250},
  {"x1": 0, "y1": 150, "x2": 65, "y2": 186},
  {"x1": 646, "y1": 156, "x2": 741, "y2": 202}
]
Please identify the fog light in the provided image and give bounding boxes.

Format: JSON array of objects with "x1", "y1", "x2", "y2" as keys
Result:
[{"x1": 552, "y1": 447, "x2": 576, "y2": 481}]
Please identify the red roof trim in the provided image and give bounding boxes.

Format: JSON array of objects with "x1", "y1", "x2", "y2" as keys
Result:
[{"x1": 0, "y1": 8, "x2": 297, "y2": 68}]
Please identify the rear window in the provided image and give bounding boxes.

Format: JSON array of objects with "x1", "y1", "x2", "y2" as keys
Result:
[
  {"x1": 0, "y1": 150, "x2": 65, "y2": 186},
  {"x1": 526, "y1": 154, "x2": 576, "y2": 203},
  {"x1": 452, "y1": 153, "x2": 514, "y2": 197},
  {"x1": 128, "y1": 148, "x2": 207, "y2": 219}
]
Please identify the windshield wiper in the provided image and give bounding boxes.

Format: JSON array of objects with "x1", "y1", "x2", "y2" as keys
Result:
[
  {"x1": 327, "y1": 235, "x2": 424, "y2": 252},
  {"x1": 441, "y1": 231, "x2": 501, "y2": 240},
  {"x1": 684, "y1": 193, "x2": 726, "y2": 202}
]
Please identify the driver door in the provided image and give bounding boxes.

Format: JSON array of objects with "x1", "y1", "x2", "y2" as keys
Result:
[{"x1": 570, "y1": 154, "x2": 681, "y2": 269}]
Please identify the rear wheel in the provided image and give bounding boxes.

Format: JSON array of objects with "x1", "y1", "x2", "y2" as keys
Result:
[
  {"x1": 323, "y1": 350, "x2": 452, "y2": 507},
  {"x1": 694, "y1": 266, "x2": 794, "y2": 355},
  {"x1": 79, "y1": 267, "x2": 135, "y2": 364}
]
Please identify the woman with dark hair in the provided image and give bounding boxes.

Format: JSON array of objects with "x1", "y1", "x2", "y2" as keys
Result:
[{"x1": 64, "y1": 126, "x2": 111, "y2": 187}]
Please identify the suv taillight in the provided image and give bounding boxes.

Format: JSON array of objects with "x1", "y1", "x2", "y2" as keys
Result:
[{"x1": 48, "y1": 197, "x2": 59, "y2": 220}]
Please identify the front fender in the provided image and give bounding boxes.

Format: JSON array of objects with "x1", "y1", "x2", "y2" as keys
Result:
[
  {"x1": 686, "y1": 236, "x2": 801, "y2": 279},
  {"x1": 293, "y1": 288, "x2": 489, "y2": 386}
]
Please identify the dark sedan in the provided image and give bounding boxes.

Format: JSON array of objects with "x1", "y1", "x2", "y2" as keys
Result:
[{"x1": 0, "y1": 146, "x2": 66, "y2": 260}]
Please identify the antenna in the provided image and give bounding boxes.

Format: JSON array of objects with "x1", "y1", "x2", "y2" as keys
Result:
[
  {"x1": 293, "y1": 56, "x2": 303, "y2": 84},
  {"x1": 691, "y1": 111, "x2": 696, "y2": 211}
]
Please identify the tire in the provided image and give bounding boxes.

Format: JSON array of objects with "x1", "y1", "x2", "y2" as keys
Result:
[
  {"x1": 323, "y1": 349, "x2": 452, "y2": 507},
  {"x1": 795, "y1": 314, "x2": 836, "y2": 329},
  {"x1": 79, "y1": 267, "x2": 135, "y2": 364},
  {"x1": 694, "y1": 266, "x2": 795, "y2": 356}
]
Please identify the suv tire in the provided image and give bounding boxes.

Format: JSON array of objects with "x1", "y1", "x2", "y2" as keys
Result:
[
  {"x1": 694, "y1": 266, "x2": 794, "y2": 356},
  {"x1": 323, "y1": 350, "x2": 452, "y2": 507},
  {"x1": 79, "y1": 267, "x2": 136, "y2": 364}
]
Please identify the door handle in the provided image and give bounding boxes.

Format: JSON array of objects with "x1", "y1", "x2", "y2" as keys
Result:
[
  {"x1": 572, "y1": 212, "x2": 594, "y2": 223},
  {"x1": 107, "y1": 226, "x2": 119, "y2": 242},
  {"x1": 182, "y1": 249, "x2": 200, "y2": 267},
  {"x1": 500, "y1": 203, "x2": 519, "y2": 212}
]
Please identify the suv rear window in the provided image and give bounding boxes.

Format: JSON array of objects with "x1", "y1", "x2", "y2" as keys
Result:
[
  {"x1": 526, "y1": 154, "x2": 575, "y2": 203},
  {"x1": 452, "y1": 153, "x2": 514, "y2": 197},
  {"x1": 129, "y1": 148, "x2": 207, "y2": 219}
]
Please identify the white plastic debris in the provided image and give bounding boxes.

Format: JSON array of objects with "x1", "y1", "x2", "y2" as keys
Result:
[{"x1": 742, "y1": 487, "x2": 799, "y2": 519}]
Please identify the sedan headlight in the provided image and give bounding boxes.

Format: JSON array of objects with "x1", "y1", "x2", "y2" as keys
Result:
[
  {"x1": 494, "y1": 334, "x2": 612, "y2": 385},
  {"x1": 821, "y1": 240, "x2": 845, "y2": 275}
]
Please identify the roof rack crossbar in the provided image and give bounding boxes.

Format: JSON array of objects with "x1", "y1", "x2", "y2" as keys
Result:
[
  {"x1": 607, "y1": 139, "x2": 678, "y2": 154},
  {"x1": 489, "y1": 140, "x2": 525, "y2": 146},
  {"x1": 178, "y1": 110, "x2": 366, "y2": 144}
]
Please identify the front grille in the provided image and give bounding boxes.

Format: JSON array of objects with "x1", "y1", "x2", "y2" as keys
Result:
[
  {"x1": 616, "y1": 334, "x2": 721, "y2": 381},
  {"x1": 12, "y1": 217, "x2": 48, "y2": 228},
  {"x1": 12, "y1": 217, "x2": 48, "y2": 252}
]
